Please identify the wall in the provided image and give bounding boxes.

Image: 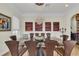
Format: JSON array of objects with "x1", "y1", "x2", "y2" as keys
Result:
[
  {"x1": 64, "y1": 4, "x2": 79, "y2": 40},
  {"x1": 71, "y1": 17, "x2": 77, "y2": 33},
  {"x1": 0, "y1": 5, "x2": 20, "y2": 55},
  {"x1": 20, "y1": 13, "x2": 65, "y2": 40},
  {"x1": 12, "y1": 16, "x2": 21, "y2": 40}
]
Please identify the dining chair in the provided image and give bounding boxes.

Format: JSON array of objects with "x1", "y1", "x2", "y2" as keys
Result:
[
  {"x1": 46, "y1": 33, "x2": 51, "y2": 40},
  {"x1": 41, "y1": 33, "x2": 45, "y2": 37},
  {"x1": 45, "y1": 40, "x2": 57, "y2": 56},
  {"x1": 25, "y1": 41, "x2": 37, "y2": 56},
  {"x1": 55, "y1": 40, "x2": 77, "y2": 56},
  {"x1": 61, "y1": 35, "x2": 69, "y2": 42},
  {"x1": 5, "y1": 40, "x2": 27, "y2": 56},
  {"x1": 10, "y1": 35, "x2": 17, "y2": 41},
  {"x1": 30, "y1": 33, "x2": 34, "y2": 41},
  {"x1": 5, "y1": 40, "x2": 19, "y2": 56},
  {"x1": 35, "y1": 33, "x2": 39, "y2": 36},
  {"x1": 63, "y1": 40, "x2": 77, "y2": 56}
]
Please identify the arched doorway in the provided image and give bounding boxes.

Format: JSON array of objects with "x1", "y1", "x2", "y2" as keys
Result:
[{"x1": 71, "y1": 14, "x2": 79, "y2": 41}]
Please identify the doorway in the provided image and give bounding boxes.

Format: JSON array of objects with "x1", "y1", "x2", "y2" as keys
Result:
[{"x1": 71, "y1": 14, "x2": 79, "y2": 41}]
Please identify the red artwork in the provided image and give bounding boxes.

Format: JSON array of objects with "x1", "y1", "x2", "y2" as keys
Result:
[
  {"x1": 25, "y1": 22, "x2": 33, "y2": 31},
  {"x1": 45, "y1": 22, "x2": 51, "y2": 31},
  {"x1": 35, "y1": 22, "x2": 42, "y2": 31},
  {"x1": 53, "y1": 22, "x2": 59, "y2": 31}
]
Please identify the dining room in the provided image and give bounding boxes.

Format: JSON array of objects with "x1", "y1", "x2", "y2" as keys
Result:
[{"x1": 0, "y1": 3, "x2": 79, "y2": 56}]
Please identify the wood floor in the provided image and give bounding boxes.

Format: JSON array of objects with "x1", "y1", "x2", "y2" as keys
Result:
[
  {"x1": 3, "y1": 48, "x2": 79, "y2": 56},
  {"x1": 3, "y1": 42, "x2": 79, "y2": 56},
  {"x1": 3, "y1": 50, "x2": 29, "y2": 56}
]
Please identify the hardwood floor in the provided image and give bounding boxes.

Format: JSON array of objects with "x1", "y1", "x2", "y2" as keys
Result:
[
  {"x1": 3, "y1": 40, "x2": 79, "y2": 56},
  {"x1": 2, "y1": 52, "x2": 11, "y2": 56},
  {"x1": 3, "y1": 50, "x2": 29, "y2": 56},
  {"x1": 71, "y1": 45, "x2": 79, "y2": 56},
  {"x1": 3, "y1": 48, "x2": 79, "y2": 56}
]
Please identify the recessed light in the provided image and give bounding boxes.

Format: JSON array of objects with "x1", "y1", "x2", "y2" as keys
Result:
[{"x1": 65, "y1": 4, "x2": 69, "y2": 7}]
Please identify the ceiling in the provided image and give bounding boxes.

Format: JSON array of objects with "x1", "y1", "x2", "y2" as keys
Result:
[
  {"x1": 0, "y1": 3, "x2": 79, "y2": 15},
  {"x1": 13, "y1": 3, "x2": 71, "y2": 14}
]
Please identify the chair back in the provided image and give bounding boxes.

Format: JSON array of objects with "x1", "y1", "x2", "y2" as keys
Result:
[
  {"x1": 62, "y1": 35, "x2": 69, "y2": 41},
  {"x1": 35, "y1": 33, "x2": 39, "y2": 36},
  {"x1": 10, "y1": 35, "x2": 17, "y2": 40},
  {"x1": 5, "y1": 40, "x2": 19, "y2": 56},
  {"x1": 46, "y1": 33, "x2": 51, "y2": 40},
  {"x1": 41, "y1": 33, "x2": 45, "y2": 37},
  {"x1": 64, "y1": 40, "x2": 77, "y2": 56},
  {"x1": 30, "y1": 33, "x2": 34, "y2": 41},
  {"x1": 45, "y1": 40, "x2": 57, "y2": 56},
  {"x1": 25, "y1": 41, "x2": 36, "y2": 56}
]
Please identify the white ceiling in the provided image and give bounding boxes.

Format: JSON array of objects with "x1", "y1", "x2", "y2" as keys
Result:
[
  {"x1": 0, "y1": 3, "x2": 79, "y2": 15},
  {"x1": 13, "y1": 3, "x2": 70, "y2": 14},
  {"x1": 13, "y1": 3, "x2": 79, "y2": 14}
]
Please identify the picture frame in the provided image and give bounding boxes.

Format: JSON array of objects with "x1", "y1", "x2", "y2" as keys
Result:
[
  {"x1": 53, "y1": 22, "x2": 60, "y2": 31},
  {"x1": 35, "y1": 22, "x2": 42, "y2": 31},
  {"x1": 0, "y1": 13, "x2": 11, "y2": 31}
]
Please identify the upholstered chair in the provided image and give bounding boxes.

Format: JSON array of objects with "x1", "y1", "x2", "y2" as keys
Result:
[
  {"x1": 63, "y1": 40, "x2": 77, "y2": 56},
  {"x1": 55, "y1": 40, "x2": 77, "y2": 56},
  {"x1": 5, "y1": 40, "x2": 27, "y2": 56},
  {"x1": 46, "y1": 33, "x2": 51, "y2": 40},
  {"x1": 5, "y1": 41, "x2": 19, "y2": 56},
  {"x1": 60, "y1": 35, "x2": 69, "y2": 42},
  {"x1": 35, "y1": 33, "x2": 39, "y2": 36},
  {"x1": 45, "y1": 40, "x2": 57, "y2": 56},
  {"x1": 41, "y1": 33, "x2": 45, "y2": 37},
  {"x1": 25, "y1": 41, "x2": 37, "y2": 56},
  {"x1": 10, "y1": 35, "x2": 17, "y2": 41},
  {"x1": 30, "y1": 33, "x2": 34, "y2": 41}
]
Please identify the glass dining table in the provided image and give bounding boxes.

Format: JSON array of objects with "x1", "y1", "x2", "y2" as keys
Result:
[
  {"x1": 35, "y1": 43, "x2": 46, "y2": 56},
  {"x1": 34, "y1": 35, "x2": 46, "y2": 56}
]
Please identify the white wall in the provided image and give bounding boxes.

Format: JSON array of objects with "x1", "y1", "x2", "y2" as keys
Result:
[
  {"x1": 0, "y1": 5, "x2": 20, "y2": 55},
  {"x1": 64, "y1": 4, "x2": 79, "y2": 40},
  {"x1": 12, "y1": 16, "x2": 21, "y2": 40},
  {"x1": 71, "y1": 17, "x2": 77, "y2": 33},
  {"x1": 20, "y1": 13, "x2": 65, "y2": 39}
]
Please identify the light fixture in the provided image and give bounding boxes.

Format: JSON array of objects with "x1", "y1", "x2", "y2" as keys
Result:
[
  {"x1": 35, "y1": 3, "x2": 44, "y2": 24},
  {"x1": 35, "y1": 3, "x2": 44, "y2": 6}
]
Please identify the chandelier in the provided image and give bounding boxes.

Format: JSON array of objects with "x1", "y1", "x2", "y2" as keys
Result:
[
  {"x1": 35, "y1": 3, "x2": 44, "y2": 6},
  {"x1": 35, "y1": 3, "x2": 44, "y2": 24}
]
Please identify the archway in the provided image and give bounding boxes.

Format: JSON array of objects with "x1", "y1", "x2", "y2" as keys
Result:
[{"x1": 71, "y1": 14, "x2": 79, "y2": 41}]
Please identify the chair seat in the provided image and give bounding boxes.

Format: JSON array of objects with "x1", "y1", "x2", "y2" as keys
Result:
[{"x1": 55, "y1": 47, "x2": 64, "y2": 56}]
